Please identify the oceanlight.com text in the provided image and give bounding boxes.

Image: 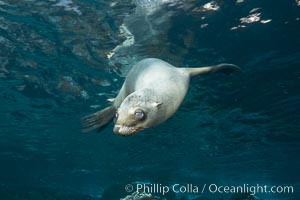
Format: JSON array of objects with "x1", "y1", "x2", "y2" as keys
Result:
[{"x1": 208, "y1": 184, "x2": 294, "y2": 196}]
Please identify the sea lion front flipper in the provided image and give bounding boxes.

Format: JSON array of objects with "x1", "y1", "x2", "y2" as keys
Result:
[
  {"x1": 107, "y1": 98, "x2": 115, "y2": 103},
  {"x1": 82, "y1": 106, "x2": 116, "y2": 133},
  {"x1": 183, "y1": 63, "x2": 240, "y2": 77}
]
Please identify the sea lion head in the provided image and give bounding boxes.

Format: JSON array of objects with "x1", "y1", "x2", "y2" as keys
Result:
[{"x1": 113, "y1": 90, "x2": 163, "y2": 136}]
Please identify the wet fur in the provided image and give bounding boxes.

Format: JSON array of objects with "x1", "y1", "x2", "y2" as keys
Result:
[{"x1": 82, "y1": 58, "x2": 240, "y2": 134}]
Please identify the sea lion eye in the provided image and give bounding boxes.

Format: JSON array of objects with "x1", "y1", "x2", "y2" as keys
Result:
[{"x1": 134, "y1": 110, "x2": 145, "y2": 119}]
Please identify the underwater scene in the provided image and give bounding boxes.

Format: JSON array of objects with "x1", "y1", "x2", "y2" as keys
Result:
[{"x1": 0, "y1": 0, "x2": 300, "y2": 199}]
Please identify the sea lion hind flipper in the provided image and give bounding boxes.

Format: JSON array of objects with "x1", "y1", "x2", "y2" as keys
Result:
[
  {"x1": 82, "y1": 106, "x2": 116, "y2": 133},
  {"x1": 212, "y1": 63, "x2": 241, "y2": 74},
  {"x1": 184, "y1": 63, "x2": 240, "y2": 77}
]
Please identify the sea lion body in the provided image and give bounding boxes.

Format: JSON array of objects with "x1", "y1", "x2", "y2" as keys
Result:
[{"x1": 82, "y1": 58, "x2": 239, "y2": 136}]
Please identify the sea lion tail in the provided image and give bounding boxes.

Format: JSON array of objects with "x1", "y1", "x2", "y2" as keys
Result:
[
  {"x1": 82, "y1": 106, "x2": 116, "y2": 133},
  {"x1": 184, "y1": 63, "x2": 240, "y2": 77}
]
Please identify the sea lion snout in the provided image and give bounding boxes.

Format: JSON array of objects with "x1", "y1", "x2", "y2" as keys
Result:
[{"x1": 113, "y1": 124, "x2": 139, "y2": 136}]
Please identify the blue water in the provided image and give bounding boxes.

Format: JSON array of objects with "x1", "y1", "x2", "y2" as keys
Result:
[{"x1": 0, "y1": 0, "x2": 300, "y2": 199}]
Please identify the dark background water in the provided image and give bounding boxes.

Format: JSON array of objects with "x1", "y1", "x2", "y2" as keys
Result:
[{"x1": 0, "y1": 0, "x2": 300, "y2": 199}]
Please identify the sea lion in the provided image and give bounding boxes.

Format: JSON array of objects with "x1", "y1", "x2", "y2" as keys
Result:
[{"x1": 82, "y1": 58, "x2": 239, "y2": 136}]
